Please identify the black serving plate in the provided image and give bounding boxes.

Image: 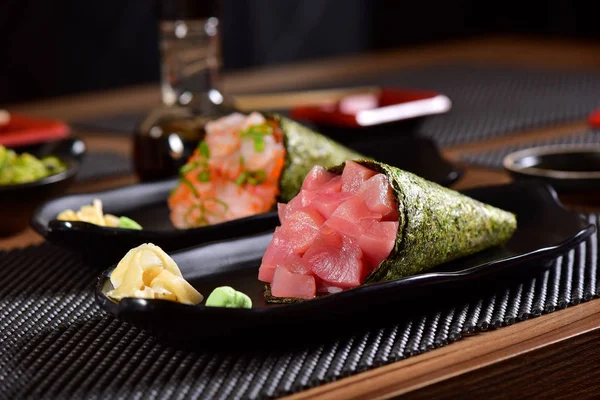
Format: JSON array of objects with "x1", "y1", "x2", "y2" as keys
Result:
[
  {"x1": 504, "y1": 145, "x2": 600, "y2": 193},
  {"x1": 32, "y1": 136, "x2": 461, "y2": 266},
  {"x1": 1, "y1": 138, "x2": 85, "y2": 236},
  {"x1": 96, "y1": 182, "x2": 595, "y2": 348}
]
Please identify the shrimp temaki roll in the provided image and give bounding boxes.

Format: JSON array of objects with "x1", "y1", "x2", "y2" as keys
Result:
[
  {"x1": 168, "y1": 112, "x2": 363, "y2": 229},
  {"x1": 259, "y1": 160, "x2": 517, "y2": 302}
]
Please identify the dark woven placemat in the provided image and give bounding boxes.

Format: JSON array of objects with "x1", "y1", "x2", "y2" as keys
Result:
[
  {"x1": 69, "y1": 65, "x2": 600, "y2": 146},
  {"x1": 76, "y1": 151, "x2": 134, "y2": 182},
  {"x1": 460, "y1": 130, "x2": 600, "y2": 169},
  {"x1": 0, "y1": 213, "x2": 598, "y2": 399},
  {"x1": 354, "y1": 64, "x2": 600, "y2": 146}
]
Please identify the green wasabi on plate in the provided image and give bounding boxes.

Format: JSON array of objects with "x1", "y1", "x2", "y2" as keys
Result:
[
  {"x1": 205, "y1": 286, "x2": 252, "y2": 309},
  {"x1": 0, "y1": 144, "x2": 67, "y2": 185},
  {"x1": 118, "y1": 216, "x2": 143, "y2": 230}
]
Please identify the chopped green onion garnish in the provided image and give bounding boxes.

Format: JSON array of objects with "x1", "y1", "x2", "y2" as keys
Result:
[
  {"x1": 118, "y1": 216, "x2": 142, "y2": 230},
  {"x1": 181, "y1": 177, "x2": 200, "y2": 198},
  {"x1": 197, "y1": 170, "x2": 210, "y2": 182},
  {"x1": 254, "y1": 135, "x2": 265, "y2": 152},
  {"x1": 239, "y1": 123, "x2": 273, "y2": 139},
  {"x1": 247, "y1": 170, "x2": 267, "y2": 185},
  {"x1": 203, "y1": 198, "x2": 229, "y2": 216},
  {"x1": 235, "y1": 171, "x2": 249, "y2": 186},
  {"x1": 197, "y1": 141, "x2": 210, "y2": 158},
  {"x1": 179, "y1": 162, "x2": 198, "y2": 175}
]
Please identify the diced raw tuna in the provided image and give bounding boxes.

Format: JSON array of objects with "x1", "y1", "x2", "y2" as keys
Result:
[
  {"x1": 278, "y1": 208, "x2": 325, "y2": 254},
  {"x1": 260, "y1": 161, "x2": 400, "y2": 297},
  {"x1": 271, "y1": 267, "x2": 316, "y2": 299},
  {"x1": 341, "y1": 160, "x2": 377, "y2": 192},
  {"x1": 283, "y1": 190, "x2": 319, "y2": 221},
  {"x1": 312, "y1": 192, "x2": 353, "y2": 219},
  {"x1": 259, "y1": 228, "x2": 293, "y2": 283},
  {"x1": 279, "y1": 252, "x2": 312, "y2": 275},
  {"x1": 301, "y1": 166, "x2": 337, "y2": 191},
  {"x1": 316, "y1": 175, "x2": 343, "y2": 194},
  {"x1": 324, "y1": 197, "x2": 382, "y2": 238},
  {"x1": 358, "y1": 174, "x2": 399, "y2": 221},
  {"x1": 277, "y1": 203, "x2": 287, "y2": 224},
  {"x1": 359, "y1": 221, "x2": 399, "y2": 270},
  {"x1": 305, "y1": 232, "x2": 365, "y2": 288},
  {"x1": 258, "y1": 263, "x2": 276, "y2": 282}
]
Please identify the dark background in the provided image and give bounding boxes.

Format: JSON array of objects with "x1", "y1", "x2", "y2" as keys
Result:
[{"x1": 0, "y1": 0, "x2": 599, "y2": 104}]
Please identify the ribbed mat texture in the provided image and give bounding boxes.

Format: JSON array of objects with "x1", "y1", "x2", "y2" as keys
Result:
[
  {"x1": 69, "y1": 65, "x2": 600, "y2": 146},
  {"x1": 0, "y1": 214, "x2": 597, "y2": 399},
  {"x1": 460, "y1": 130, "x2": 600, "y2": 169}
]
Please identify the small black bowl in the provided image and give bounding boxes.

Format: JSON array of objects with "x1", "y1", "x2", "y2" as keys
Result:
[
  {"x1": 503, "y1": 145, "x2": 600, "y2": 193},
  {"x1": 0, "y1": 138, "x2": 86, "y2": 236}
]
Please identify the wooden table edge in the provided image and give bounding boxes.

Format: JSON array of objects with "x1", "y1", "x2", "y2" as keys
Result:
[{"x1": 284, "y1": 299, "x2": 600, "y2": 399}]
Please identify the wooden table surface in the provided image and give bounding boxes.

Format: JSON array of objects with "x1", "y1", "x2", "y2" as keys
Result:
[{"x1": 3, "y1": 35, "x2": 600, "y2": 399}]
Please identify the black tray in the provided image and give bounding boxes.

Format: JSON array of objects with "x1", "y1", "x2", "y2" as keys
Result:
[
  {"x1": 95, "y1": 182, "x2": 595, "y2": 348},
  {"x1": 32, "y1": 136, "x2": 461, "y2": 266}
]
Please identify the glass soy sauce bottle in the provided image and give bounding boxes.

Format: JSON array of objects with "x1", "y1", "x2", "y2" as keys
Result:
[{"x1": 133, "y1": 0, "x2": 232, "y2": 182}]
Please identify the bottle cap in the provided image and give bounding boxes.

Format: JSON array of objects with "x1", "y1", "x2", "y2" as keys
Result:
[{"x1": 159, "y1": 0, "x2": 218, "y2": 20}]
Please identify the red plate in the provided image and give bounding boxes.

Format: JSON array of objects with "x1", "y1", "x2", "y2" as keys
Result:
[
  {"x1": 290, "y1": 88, "x2": 451, "y2": 128},
  {"x1": 588, "y1": 109, "x2": 600, "y2": 129},
  {"x1": 0, "y1": 113, "x2": 70, "y2": 147}
]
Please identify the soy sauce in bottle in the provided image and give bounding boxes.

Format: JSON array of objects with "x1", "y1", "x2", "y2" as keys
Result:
[{"x1": 133, "y1": 0, "x2": 231, "y2": 182}]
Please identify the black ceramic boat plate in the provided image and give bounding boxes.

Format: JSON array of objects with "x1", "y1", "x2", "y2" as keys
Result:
[
  {"x1": 1, "y1": 137, "x2": 85, "y2": 236},
  {"x1": 32, "y1": 136, "x2": 461, "y2": 265},
  {"x1": 96, "y1": 182, "x2": 595, "y2": 346}
]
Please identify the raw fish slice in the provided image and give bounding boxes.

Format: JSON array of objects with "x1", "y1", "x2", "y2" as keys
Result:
[
  {"x1": 301, "y1": 165, "x2": 337, "y2": 191},
  {"x1": 258, "y1": 228, "x2": 293, "y2": 283},
  {"x1": 305, "y1": 233, "x2": 365, "y2": 288},
  {"x1": 358, "y1": 174, "x2": 399, "y2": 221},
  {"x1": 359, "y1": 221, "x2": 399, "y2": 270},
  {"x1": 324, "y1": 197, "x2": 381, "y2": 239},
  {"x1": 312, "y1": 192, "x2": 353, "y2": 219},
  {"x1": 278, "y1": 208, "x2": 325, "y2": 254},
  {"x1": 277, "y1": 203, "x2": 287, "y2": 224},
  {"x1": 341, "y1": 160, "x2": 377, "y2": 192},
  {"x1": 315, "y1": 175, "x2": 343, "y2": 194},
  {"x1": 282, "y1": 190, "x2": 320, "y2": 221},
  {"x1": 271, "y1": 267, "x2": 316, "y2": 299}
]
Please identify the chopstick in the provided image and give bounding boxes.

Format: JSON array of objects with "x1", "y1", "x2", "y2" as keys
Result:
[
  {"x1": 231, "y1": 86, "x2": 380, "y2": 111},
  {"x1": 0, "y1": 109, "x2": 9, "y2": 126}
]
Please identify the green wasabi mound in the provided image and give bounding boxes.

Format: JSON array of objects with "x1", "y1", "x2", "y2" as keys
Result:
[
  {"x1": 0, "y1": 145, "x2": 67, "y2": 185},
  {"x1": 205, "y1": 286, "x2": 252, "y2": 309},
  {"x1": 118, "y1": 216, "x2": 142, "y2": 230}
]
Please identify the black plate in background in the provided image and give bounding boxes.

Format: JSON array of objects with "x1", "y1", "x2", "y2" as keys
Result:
[
  {"x1": 1, "y1": 138, "x2": 85, "y2": 236},
  {"x1": 95, "y1": 182, "x2": 595, "y2": 348},
  {"x1": 32, "y1": 136, "x2": 461, "y2": 266}
]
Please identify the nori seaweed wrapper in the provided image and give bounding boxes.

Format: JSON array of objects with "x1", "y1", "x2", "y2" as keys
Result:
[
  {"x1": 265, "y1": 159, "x2": 517, "y2": 302},
  {"x1": 269, "y1": 114, "x2": 365, "y2": 202},
  {"x1": 332, "y1": 160, "x2": 517, "y2": 283}
]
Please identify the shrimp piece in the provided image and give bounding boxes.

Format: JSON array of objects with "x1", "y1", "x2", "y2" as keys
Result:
[
  {"x1": 168, "y1": 112, "x2": 287, "y2": 228},
  {"x1": 240, "y1": 112, "x2": 266, "y2": 130},
  {"x1": 240, "y1": 135, "x2": 284, "y2": 171}
]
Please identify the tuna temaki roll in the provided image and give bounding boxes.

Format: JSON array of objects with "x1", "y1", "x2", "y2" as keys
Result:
[
  {"x1": 259, "y1": 160, "x2": 517, "y2": 301},
  {"x1": 168, "y1": 112, "x2": 363, "y2": 229}
]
